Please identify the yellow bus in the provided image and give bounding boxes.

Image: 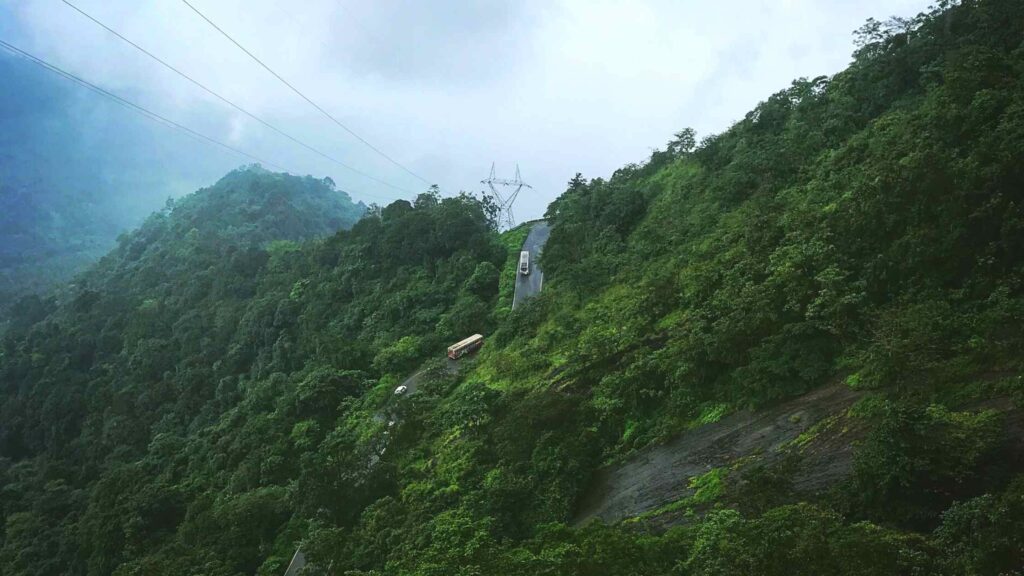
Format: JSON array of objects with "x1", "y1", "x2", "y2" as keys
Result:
[{"x1": 447, "y1": 334, "x2": 484, "y2": 359}]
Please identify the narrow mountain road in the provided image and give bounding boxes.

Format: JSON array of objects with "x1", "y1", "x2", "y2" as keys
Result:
[
  {"x1": 296, "y1": 359, "x2": 460, "y2": 575},
  {"x1": 282, "y1": 549, "x2": 306, "y2": 576},
  {"x1": 285, "y1": 223, "x2": 548, "y2": 574},
  {"x1": 512, "y1": 220, "x2": 551, "y2": 309},
  {"x1": 394, "y1": 358, "x2": 459, "y2": 397}
]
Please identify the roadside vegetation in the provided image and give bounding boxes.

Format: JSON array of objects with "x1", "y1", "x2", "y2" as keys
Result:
[{"x1": 2, "y1": 1, "x2": 1024, "y2": 574}]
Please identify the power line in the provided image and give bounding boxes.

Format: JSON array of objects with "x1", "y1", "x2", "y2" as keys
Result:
[
  {"x1": 0, "y1": 39, "x2": 281, "y2": 169},
  {"x1": 180, "y1": 0, "x2": 435, "y2": 188},
  {"x1": 61, "y1": 0, "x2": 413, "y2": 200},
  {"x1": 0, "y1": 38, "x2": 399, "y2": 205}
]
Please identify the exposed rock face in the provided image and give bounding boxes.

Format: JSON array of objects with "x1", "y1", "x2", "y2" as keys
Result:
[
  {"x1": 574, "y1": 384, "x2": 1024, "y2": 529},
  {"x1": 573, "y1": 384, "x2": 863, "y2": 526}
]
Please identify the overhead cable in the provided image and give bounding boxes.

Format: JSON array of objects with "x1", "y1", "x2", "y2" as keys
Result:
[
  {"x1": 61, "y1": 0, "x2": 414, "y2": 199},
  {"x1": 180, "y1": 0, "x2": 436, "y2": 189},
  {"x1": 0, "y1": 39, "x2": 401, "y2": 204}
]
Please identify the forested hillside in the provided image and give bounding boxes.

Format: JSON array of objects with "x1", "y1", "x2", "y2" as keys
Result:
[
  {"x1": 3, "y1": 1, "x2": 1024, "y2": 575},
  {"x1": 0, "y1": 166, "x2": 503, "y2": 574}
]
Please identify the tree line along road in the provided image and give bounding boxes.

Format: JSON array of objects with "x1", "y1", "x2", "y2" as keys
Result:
[{"x1": 512, "y1": 220, "x2": 551, "y2": 310}]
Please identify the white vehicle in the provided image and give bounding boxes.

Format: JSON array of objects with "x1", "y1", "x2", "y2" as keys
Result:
[
  {"x1": 394, "y1": 385, "x2": 408, "y2": 395},
  {"x1": 519, "y1": 250, "x2": 530, "y2": 275}
]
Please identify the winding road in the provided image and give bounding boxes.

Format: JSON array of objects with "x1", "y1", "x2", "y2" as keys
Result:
[
  {"x1": 283, "y1": 222, "x2": 553, "y2": 575},
  {"x1": 512, "y1": 220, "x2": 551, "y2": 309}
]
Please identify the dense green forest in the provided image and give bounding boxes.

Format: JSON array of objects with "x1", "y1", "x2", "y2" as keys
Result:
[{"x1": 3, "y1": 0, "x2": 1024, "y2": 574}]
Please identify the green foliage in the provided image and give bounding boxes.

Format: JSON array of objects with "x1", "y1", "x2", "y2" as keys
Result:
[
  {"x1": 845, "y1": 402, "x2": 1005, "y2": 528},
  {"x1": 0, "y1": 170, "x2": 502, "y2": 574},
  {"x1": 485, "y1": 0, "x2": 1024, "y2": 455},
  {"x1": 934, "y1": 475, "x2": 1024, "y2": 575},
  {"x1": 4, "y1": 1, "x2": 1024, "y2": 574},
  {"x1": 683, "y1": 505, "x2": 936, "y2": 576},
  {"x1": 373, "y1": 335, "x2": 424, "y2": 375},
  {"x1": 689, "y1": 467, "x2": 727, "y2": 505}
]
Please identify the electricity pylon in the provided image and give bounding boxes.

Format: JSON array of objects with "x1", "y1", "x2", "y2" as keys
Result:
[{"x1": 481, "y1": 163, "x2": 532, "y2": 230}]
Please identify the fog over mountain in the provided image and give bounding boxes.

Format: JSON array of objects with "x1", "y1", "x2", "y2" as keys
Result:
[
  {"x1": 3, "y1": 1, "x2": 1024, "y2": 575},
  {"x1": 3, "y1": 0, "x2": 931, "y2": 213},
  {"x1": 0, "y1": 50, "x2": 241, "y2": 301},
  {"x1": 1, "y1": 0, "x2": 932, "y2": 301}
]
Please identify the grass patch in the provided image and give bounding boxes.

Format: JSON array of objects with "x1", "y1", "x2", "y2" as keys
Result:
[
  {"x1": 627, "y1": 467, "x2": 729, "y2": 523},
  {"x1": 692, "y1": 403, "x2": 730, "y2": 427},
  {"x1": 779, "y1": 413, "x2": 842, "y2": 452}
]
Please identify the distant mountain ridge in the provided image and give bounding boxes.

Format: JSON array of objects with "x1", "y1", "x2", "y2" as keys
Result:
[
  {"x1": 134, "y1": 165, "x2": 366, "y2": 247},
  {"x1": 71, "y1": 165, "x2": 367, "y2": 303},
  {"x1": 0, "y1": 49, "x2": 255, "y2": 305},
  {"x1": 0, "y1": 163, "x2": 366, "y2": 319}
]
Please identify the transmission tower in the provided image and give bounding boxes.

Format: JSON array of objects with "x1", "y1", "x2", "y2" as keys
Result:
[{"x1": 481, "y1": 162, "x2": 532, "y2": 230}]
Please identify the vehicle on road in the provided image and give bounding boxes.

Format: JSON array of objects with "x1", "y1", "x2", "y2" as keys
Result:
[
  {"x1": 519, "y1": 250, "x2": 530, "y2": 275},
  {"x1": 447, "y1": 333, "x2": 484, "y2": 360},
  {"x1": 394, "y1": 385, "x2": 408, "y2": 395}
]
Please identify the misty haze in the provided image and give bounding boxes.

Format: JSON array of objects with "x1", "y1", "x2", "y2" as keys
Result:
[{"x1": 1, "y1": 1, "x2": 1023, "y2": 575}]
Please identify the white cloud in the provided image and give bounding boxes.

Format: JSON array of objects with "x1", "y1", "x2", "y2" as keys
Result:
[{"x1": 1, "y1": 0, "x2": 933, "y2": 220}]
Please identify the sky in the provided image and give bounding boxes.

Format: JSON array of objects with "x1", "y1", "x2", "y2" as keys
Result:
[{"x1": 0, "y1": 0, "x2": 934, "y2": 223}]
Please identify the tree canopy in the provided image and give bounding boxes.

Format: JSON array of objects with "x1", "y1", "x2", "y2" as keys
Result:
[{"x1": 3, "y1": 1, "x2": 1024, "y2": 574}]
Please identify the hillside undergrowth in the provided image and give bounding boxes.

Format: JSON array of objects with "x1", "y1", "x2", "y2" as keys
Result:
[{"x1": 3, "y1": 1, "x2": 1024, "y2": 575}]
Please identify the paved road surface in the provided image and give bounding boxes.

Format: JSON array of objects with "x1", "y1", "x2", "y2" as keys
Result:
[
  {"x1": 283, "y1": 549, "x2": 306, "y2": 576},
  {"x1": 512, "y1": 220, "x2": 551, "y2": 309},
  {"x1": 396, "y1": 358, "x2": 458, "y2": 396},
  {"x1": 370, "y1": 359, "x2": 459, "y2": 463}
]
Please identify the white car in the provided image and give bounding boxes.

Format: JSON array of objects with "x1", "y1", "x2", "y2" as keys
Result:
[
  {"x1": 394, "y1": 385, "x2": 408, "y2": 395},
  {"x1": 519, "y1": 250, "x2": 530, "y2": 275}
]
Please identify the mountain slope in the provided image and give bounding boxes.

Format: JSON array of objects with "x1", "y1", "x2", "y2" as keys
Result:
[
  {"x1": 3, "y1": 1, "x2": 1024, "y2": 575},
  {"x1": 0, "y1": 173, "x2": 502, "y2": 575}
]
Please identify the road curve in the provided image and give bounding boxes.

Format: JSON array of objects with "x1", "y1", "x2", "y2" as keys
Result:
[
  {"x1": 512, "y1": 220, "x2": 551, "y2": 309},
  {"x1": 283, "y1": 226, "x2": 548, "y2": 574}
]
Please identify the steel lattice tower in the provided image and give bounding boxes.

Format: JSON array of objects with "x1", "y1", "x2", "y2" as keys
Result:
[{"x1": 481, "y1": 163, "x2": 532, "y2": 230}]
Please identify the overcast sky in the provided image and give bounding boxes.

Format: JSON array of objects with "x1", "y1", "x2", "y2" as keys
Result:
[{"x1": 1, "y1": 0, "x2": 933, "y2": 222}]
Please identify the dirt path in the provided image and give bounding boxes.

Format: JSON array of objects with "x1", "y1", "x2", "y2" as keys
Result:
[{"x1": 573, "y1": 383, "x2": 862, "y2": 525}]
